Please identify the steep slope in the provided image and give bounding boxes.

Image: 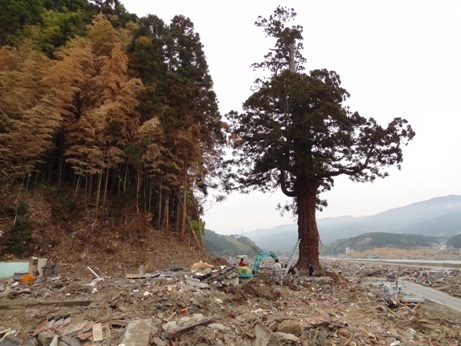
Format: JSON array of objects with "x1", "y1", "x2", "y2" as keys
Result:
[
  {"x1": 0, "y1": 186, "x2": 218, "y2": 277},
  {"x1": 203, "y1": 230, "x2": 262, "y2": 257}
]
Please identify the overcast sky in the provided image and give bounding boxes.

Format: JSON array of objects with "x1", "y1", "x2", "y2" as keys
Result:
[{"x1": 123, "y1": 0, "x2": 461, "y2": 235}]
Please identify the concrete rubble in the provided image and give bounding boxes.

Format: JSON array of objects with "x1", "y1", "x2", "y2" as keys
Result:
[{"x1": 0, "y1": 259, "x2": 460, "y2": 345}]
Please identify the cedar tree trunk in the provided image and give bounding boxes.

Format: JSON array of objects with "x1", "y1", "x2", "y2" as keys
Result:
[{"x1": 296, "y1": 178, "x2": 322, "y2": 274}]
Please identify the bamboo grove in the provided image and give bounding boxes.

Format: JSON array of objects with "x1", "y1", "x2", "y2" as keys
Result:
[{"x1": 0, "y1": 0, "x2": 226, "y2": 247}]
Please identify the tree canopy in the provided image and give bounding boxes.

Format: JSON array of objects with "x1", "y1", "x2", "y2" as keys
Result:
[
  {"x1": 0, "y1": 0, "x2": 225, "y2": 253},
  {"x1": 0, "y1": 2, "x2": 415, "y2": 261},
  {"x1": 225, "y1": 6, "x2": 415, "y2": 272}
]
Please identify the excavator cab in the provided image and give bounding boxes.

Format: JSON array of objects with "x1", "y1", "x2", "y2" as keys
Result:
[{"x1": 236, "y1": 255, "x2": 253, "y2": 278}]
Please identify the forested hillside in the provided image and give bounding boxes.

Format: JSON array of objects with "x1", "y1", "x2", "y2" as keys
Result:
[
  {"x1": 0, "y1": 0, "x2": 226, "y2": 257},
  {"x1": 321, "y1": 232, "x2": 441, "y2": 256},
  {"x1": 447, "y1": 234, "x2": 461, "y2": 249},
  {"x1": 203, "y1": 230, "x2": 262, "y2": 258}
]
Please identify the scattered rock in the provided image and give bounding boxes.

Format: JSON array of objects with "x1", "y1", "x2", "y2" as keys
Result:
[
  {"x1": 276, "y1": 319, "x2": 303, "y2": 337},
  {"x1": 1, "y1": 258, "x2": 461, "y2": 345}
]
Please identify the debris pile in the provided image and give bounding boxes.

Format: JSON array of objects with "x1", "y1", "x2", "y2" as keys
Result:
[{"x1": 1, "y1": 259, "x2": 461, "y2": 345}]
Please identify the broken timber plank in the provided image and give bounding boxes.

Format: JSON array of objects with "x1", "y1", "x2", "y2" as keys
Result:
[
  {"x1": 92, "y1": 323, "x2": 103, "y2": 342},
  {"x1": 125, "y1": 273, "x2": 146, "y2": 279},
  {"x1": 0, "y1": 300, "x2": 92, "y2": 310},
  {"x1": 201, "y1": 265, "x2": 236, "y2": 283},
  {"x1": 165, "y1": 318, "x2": 212, "y2": 339}
]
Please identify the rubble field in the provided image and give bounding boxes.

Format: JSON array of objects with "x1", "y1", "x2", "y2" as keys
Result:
[{"x1": 1, "y1": 234, "x2": 461, "y2": 345}]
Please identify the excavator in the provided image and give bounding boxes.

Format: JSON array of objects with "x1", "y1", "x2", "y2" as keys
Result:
[{"x1": 237, "y1": 252, "x2": 278, "y2": 278}]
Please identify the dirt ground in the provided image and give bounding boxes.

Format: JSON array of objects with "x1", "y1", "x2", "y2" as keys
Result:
[
  {"x1": 2, "y1": 230, "x2": 461, "y2": 346},
  {"x1": 1, "y1": 189, "x2": 461, "y2": 345}
]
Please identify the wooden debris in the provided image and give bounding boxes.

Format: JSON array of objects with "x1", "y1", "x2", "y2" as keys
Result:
[
  {"x1": 164, "y1": 317, "x2": 212, "y2": 339},
  {"x1": 125, "y1": 273, "x2": 147, "y2": 279},
  {"x1": 87, "y1": 266, "x2": 101, "y2": 279},
  {"x1": 92, "y1": 322, "x2": 103, "y2": 342},
  {"x1": 0, "y1": 300, "x2": 91, "y2": 310}
]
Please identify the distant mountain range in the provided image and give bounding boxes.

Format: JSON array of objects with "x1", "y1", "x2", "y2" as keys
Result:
[
  {"x1": 243, "y1": 195, "x2": 461, "y2": 253},
  {"x1": 322, "y1": 232, "x2": 442, "y2": 256}
]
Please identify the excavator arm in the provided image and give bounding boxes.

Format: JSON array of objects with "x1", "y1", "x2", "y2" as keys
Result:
[{"x1": 252, "y1": 251, "x2": 278, "y2": 275}]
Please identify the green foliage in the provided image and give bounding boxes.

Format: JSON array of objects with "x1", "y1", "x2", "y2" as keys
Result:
[
  {"x1": 321, "y1": 232, "x2": 441, "y2": 256},
  {"x1": 40, "y1": 9, "x2": 87, "y2": 57},
  {"x1": 447, "y1": 234, "x2": 461, "y2": 248},
  {"x1": 223, "y1": 6, "x2": 415, "y2": 269},
  {"x1": 8, "y1": 202, "x2": 32, "y2": 255},
  {"x1": 128, "y1": 15, "x2": 168, "y2": 85},
  {"x1": 0, "y1": 1, "x2": 223, "y2": 237},
  {"x1": 96, "y1": 1, "x2": 137, "y2": 28},
  {"x1": 0, "y1": 0, "x2": 134, "y2": 53},
  {"x1": 0, "y1": 0, "x2": 44, "y2": 45},
  {"x1": 190, "y1": 219, "x2": 205, "y2": 236},
  {"x1": 228, "y1": 66, "x2": 416, "y2": 197},
  {"x1": 226, "y1": 6, "x2": 415, "y2": 205},
  {"x1": 43, "y1": 0, "x2": 90, "y2": 12},
  {"x1": 124, "y1": 144, "x2": 143, "y2": 167},
  {"x1": 204, "y1": 230, "x2": 262, "y2": 258}
]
